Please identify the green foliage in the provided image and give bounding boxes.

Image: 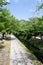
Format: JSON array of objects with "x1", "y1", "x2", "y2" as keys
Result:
[
  {"x1": 36, "y1": 3, "x2": 43, "y2": 11},
  {"x1": 2, "y1": 8, "x2": 10, "y2": 16},
  {"x1": 0, "y1": 0, "x2": 10, "y2": 34},
  {"x1": 0, "y1": 22, "x2": 5, "y2": 32},
  {"x1": 0, "y1": 8, "x2": 11, "y2": 33},
  {"x1": 0, "y1": 0, "x2": 9, "y2": 7}
]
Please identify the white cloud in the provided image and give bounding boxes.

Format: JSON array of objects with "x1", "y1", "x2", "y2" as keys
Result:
[
  {"x1": 5, "y1": 0, "x2": 10, "y2": 2},
  {"x1": 28, "y1": 9, "x2": 35, "y2": 13},
  {"x1": 36, "y1": 0, "x2": 42, "y2": 2}
]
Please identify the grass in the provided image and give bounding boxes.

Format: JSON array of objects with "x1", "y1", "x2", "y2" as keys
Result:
[{"x1": 0, "y1": 43, "x2": 5, "y2": 49}]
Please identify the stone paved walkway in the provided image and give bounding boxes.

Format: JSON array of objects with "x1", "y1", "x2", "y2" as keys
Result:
[{"x1": 10, "y1": 35, "x2": 34, "y2": 65}]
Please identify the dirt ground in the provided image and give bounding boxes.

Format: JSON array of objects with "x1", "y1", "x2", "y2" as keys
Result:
[{"x1": 0, "y1": 40, "x2": 10, "y2": 65}]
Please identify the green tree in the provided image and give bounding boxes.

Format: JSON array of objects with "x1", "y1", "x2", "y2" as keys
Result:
[
  {"x1": 0, "y1": 0, "x2": 9, "y2": 7},
  {"x1": 37, "y1": 3, "x2": 43, "y2": 11},
  {"x1": 0, "y1": 0, "x2": 10, "y2": 35}
]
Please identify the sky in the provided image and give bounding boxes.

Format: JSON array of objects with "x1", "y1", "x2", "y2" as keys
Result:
[{"x1": 6, "y1": 0, "x2": 43, "y2": 20}]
